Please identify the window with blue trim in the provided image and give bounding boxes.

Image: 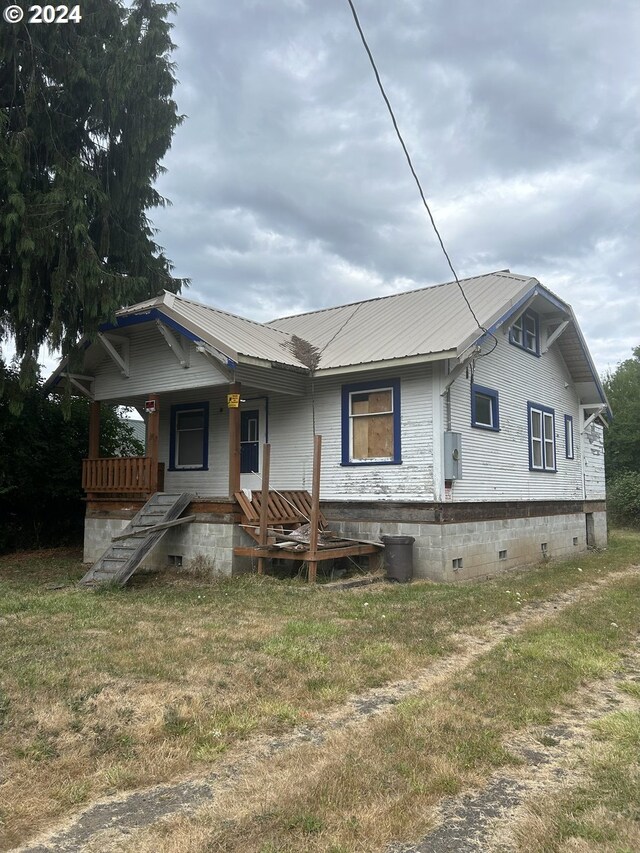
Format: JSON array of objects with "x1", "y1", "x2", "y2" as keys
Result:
[
  {"x1": 528, "y1": 402, "x2": 556, "y2": 471},
  {"x1": 510, "y1": 310, "x2": 539, "y2": 355},
  {"x1": 341, "y1": 379, "x2": 401, "y2": 465},
  {"x1": 471, "y1": 384, "x2": 500, "y2": 431},
  {"x1": 564, "y1": 414, "x2": 574, "y2": 459},
  {"x1": 169, "y1": 402, "x2": 209, "y2": 470}
]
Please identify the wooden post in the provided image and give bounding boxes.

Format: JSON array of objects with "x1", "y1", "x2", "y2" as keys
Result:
[
  {"x1": 228, "y1": 381, "x2": 241, "y2": 497},
  {"x1": 146, "y1": 394, "x2": 160, "y2": 494},
  {"x1": 308, "y1": 434, "x2": 322, "y2": 584},
  {"x1": 88, "y1": 401, "x2": 101, "y2": 459},
  {"x1": 257, "y1": 443, "x2": 271, "y2": 575}
]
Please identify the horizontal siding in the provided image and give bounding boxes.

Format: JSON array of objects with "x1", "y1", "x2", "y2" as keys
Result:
[
  {"x1": 583, "y1": 422, "x2": 606, "y2": 499},
  {"x1": 158, "y1": 387, "x2": 229, "y2": 496},
  {"x1": 448, "y1": 335, "x2": 584, "y2": 502},
  {"x1": 91, "y1": 326, "x2": 229, "y2": 400},
  {"x1": 267, "y1": 365, "x2": 435, "y2": 501}
]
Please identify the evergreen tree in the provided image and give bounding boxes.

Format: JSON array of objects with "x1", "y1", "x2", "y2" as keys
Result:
[
  {"x1": 603, "y1": 345, "x2": 640, "y2": 479},
  {"x1": 0, "y1": 0, "x2": 185, "y2": 387}
]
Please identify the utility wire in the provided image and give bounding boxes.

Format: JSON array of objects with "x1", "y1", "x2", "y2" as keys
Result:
[{"x1": 345, "y1": 0, "x2": 496, "y2": 352}]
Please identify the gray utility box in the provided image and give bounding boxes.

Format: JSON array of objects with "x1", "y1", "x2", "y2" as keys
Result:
[
  {"x1": 444, "y1": 431, "x2": 462, "y2": 480},
  {"x1": 380, "y1": 535, "x2": 415, "y2": 582}
]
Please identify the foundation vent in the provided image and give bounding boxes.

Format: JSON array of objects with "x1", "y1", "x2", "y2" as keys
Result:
[
  {"x1": 499, "y1": 550, "x2": 507, "y2": 560},
  {"x1": 452, "y1": 557, "x2": 463, "y2": 569}
]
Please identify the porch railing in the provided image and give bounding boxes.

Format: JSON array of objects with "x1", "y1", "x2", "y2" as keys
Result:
[{"x1": 82, "y1": 457, "x2": 164, "y2": 494}]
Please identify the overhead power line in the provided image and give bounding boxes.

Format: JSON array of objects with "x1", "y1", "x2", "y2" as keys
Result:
[{"x1": 345, "y1": 0, "x2": 494, "y2": 346}]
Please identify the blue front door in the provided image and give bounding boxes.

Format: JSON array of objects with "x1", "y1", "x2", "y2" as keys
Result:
[{"x1": 240, "y1": 410, "x2": 259, "y2": 474}]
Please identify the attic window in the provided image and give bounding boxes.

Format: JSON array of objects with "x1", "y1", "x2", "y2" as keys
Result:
[
  {"x1": 341, "y1": 379, "x2": 401, "y2": 465},
  {"x1": 509, "y1": 310, "x2": 539, "y2": 355}
]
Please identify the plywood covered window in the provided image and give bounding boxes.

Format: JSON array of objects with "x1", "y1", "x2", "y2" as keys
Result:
[{"x1": 341, "y1": 379, "x2": 401, "y2": 465}]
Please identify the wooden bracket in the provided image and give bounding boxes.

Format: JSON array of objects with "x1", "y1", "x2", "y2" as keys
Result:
[
  {"x1": 542, "y1": 319, "x2": 570, "y2": 353},
  {"x1": 156, "y1": 320, "x2": 190, "y2": 368},
  {"x1": 65, "y1": 374, "x2": 94, "y2": 399},
  {"x1": 97, "y1": 333, "x2": 130, "y2": 377}
]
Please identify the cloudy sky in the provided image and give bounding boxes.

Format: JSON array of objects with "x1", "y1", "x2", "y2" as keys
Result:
[{"x1": 23, "y1": 0, "x2": 640, "y2": 376}]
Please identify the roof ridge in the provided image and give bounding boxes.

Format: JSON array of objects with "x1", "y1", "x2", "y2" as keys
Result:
[
  {"x1": 268, "y1": 270, "x2": 527, "y2": 324},
  {"x1": 167, "y1": 292, "x2": 293, "y2": 340}
]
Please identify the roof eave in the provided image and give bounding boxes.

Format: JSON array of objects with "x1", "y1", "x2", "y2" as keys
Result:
[{"x1": 314, "y1": 350, "x2": 458, "y2": 377}]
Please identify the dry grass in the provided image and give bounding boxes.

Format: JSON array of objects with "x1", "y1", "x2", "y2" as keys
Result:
[
  {"x1": 129, "y1": 575, "x2": 640, "y2": 853},
  {"x1": 0, "y1": 532, "x2": 639, "y2": 849}
]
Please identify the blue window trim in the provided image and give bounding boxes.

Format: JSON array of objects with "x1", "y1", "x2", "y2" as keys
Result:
[
  {"x1": 527, "y1": 401, "x2": 556, "y2": 472},
  {"x1": 169, "y1": 402, "x2": 210, "y2": 471},
  {"x1": 341, "y1": 378, "x2": 401, "y2": 466},
  {"x1": 471, "y1": 384, "x2": 500, "y2": 431},
  {"x1": 564, "y1": 414, "x2": 574, "y2": 459},
  {"x1": 509, "y1": 310, "x2": 540, "y2": 357}
]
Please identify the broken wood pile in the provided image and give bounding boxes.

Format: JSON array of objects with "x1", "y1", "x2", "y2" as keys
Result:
[{"x1": 233, "y1": 436, "x2": 382, "y2": 582}]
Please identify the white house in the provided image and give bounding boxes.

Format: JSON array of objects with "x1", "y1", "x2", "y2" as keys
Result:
[{"x1": 46, "y1": 270, "x2": 609, "y2": 581}]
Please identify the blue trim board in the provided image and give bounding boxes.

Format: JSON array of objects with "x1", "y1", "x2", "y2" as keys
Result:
[
  {"x1": 527, "y1": 401, "x2": 556, "y2": 472},
  {"x1": 341, "y1": 378, "x2": 401, "y2": 466},
  {"x1": 471, "y1": 384, "x2": 500, "y2": 431},
  {"x1": 564, "y1": 414, "x2": 574, "y2": 459},
  {"x1": 168, "y1": 401, "x2": 210, "y2": 471},
  {"x1": 100, "y1": 309, "x2": 237, "y2": 368}
]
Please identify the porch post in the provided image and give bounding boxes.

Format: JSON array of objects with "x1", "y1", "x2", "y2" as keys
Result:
[
  {"x1": 88, "y1": 401, "x2": 100, "y2": 458},
  {"x1": 146, "y1": 394, "x2": 160, "y2": 493},
  {"x1": 228, "y1": 381, "x2": 241, "y2": 496}
]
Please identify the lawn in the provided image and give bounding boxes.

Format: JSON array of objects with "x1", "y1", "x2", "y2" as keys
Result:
[{"x1": 0, "y1": 531, "x2": 639, "y2": 849}]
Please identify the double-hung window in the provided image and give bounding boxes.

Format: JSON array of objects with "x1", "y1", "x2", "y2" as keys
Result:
[
  {"x1": 341, "y1": 379, "x2": 401, "y2": 465},
  {"x1": 510, "y1": 310, "x2": 539, "y2": 355},
  {"x1": 169, "y1": 402, "x2": 209, "y2": 470},
  {"x1": 471, "y1": 384, "x2": 500, "y2": 431},
  {"x1": 528, "y1": 402, "x2": 556, "y2": 471}
]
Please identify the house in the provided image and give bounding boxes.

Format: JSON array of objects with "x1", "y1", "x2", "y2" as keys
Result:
[{"x1": 45, "y1": 270, "x2": 609, "y2": 581}]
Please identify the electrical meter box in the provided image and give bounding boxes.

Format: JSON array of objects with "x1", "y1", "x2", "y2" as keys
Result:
[{"x1": 444, "y1": 432, "x2": 462, "y2": 480}]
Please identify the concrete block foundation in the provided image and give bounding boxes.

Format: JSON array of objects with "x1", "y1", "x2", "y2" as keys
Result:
[{"x1": 84, "y1": 501, "x2": 607, "y2": 583}]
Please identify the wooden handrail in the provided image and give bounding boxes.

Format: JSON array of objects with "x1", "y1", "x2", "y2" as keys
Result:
[{"x1": 82, "y1": 457, "x2": 161, "y2": 494}]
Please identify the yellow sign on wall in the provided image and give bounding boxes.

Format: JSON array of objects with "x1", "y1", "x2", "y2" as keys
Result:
[{"x1": 227, "y1": 393, "x2": 240, "y2": 408}]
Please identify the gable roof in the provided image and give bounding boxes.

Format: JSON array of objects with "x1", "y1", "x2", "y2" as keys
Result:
[
  {"x1": 45, "y1": 270, "x2": 609, "y2": 412},
  {"x1": 268, "y1": 270, "x2": 534, "y2": 369}
]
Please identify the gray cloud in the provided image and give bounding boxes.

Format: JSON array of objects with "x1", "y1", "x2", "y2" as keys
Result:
[{"x1": 149, "y1": 0, "x2": 640, "y2": 373}]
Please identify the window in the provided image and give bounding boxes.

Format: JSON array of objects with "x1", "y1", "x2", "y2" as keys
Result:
[
  {"x1": 528, "y1": 402, "x2": 556, "y2": 472},
  {"x1": 341, "y1": 379, "x2": 401, "y2": 465},
  {"x1": 564, "y1": 414, "x2": 574, "y2": 459},
  {"x1": 169, "y1": 402, "x2": 209, "y2": 470},
  {"x1": 510, "y1": 310, "x2": 539, "y2": 355},
  {"x1": 471, "y1": 384, "x2": 500, "y2": 431}
]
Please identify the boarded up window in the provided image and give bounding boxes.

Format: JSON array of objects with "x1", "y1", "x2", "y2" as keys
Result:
[{"x1": 350, "y1": 389, "x2": 394, "y2": 460}]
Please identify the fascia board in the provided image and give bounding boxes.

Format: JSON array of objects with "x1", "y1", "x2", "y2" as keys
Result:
[{"x1": 314, "y1": 350, "x2": 457, "y2": 377}]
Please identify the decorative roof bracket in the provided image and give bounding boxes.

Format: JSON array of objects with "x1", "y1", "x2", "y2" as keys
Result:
[
  {"x1": 156, "y1": 320, "x2": 190, "y2": 368},
  {"x1": 542, "y1": 319, "x2": 570, "y2": 353},
  {"x1": 97, "y1": 333, "x2": 130, "y2": 378}
]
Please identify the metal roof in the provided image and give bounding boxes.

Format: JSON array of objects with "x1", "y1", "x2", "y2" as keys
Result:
[
  {"x1": 45, "y1": 271, "x2": 608, "y2": 413},
  {"x1": 268, "y1": 271, "x2": 534, "y2": 369},
  {"x1": 116, "y1": 292, "x2": 305, "y2": 368}
]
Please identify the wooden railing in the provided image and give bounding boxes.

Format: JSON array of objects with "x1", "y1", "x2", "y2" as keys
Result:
[{"x1": 82, "y1": 457, "x2": 164, "y2": 494}]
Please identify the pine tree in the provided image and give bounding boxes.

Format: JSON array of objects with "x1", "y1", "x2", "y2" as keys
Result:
[{"x1": 0, "y1": 0, "x2": 185, "y2": 386}]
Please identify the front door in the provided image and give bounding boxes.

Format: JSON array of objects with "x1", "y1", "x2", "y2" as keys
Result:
[{"x1": 240, "y1": 405, "x2": 264, "y2": 491}]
